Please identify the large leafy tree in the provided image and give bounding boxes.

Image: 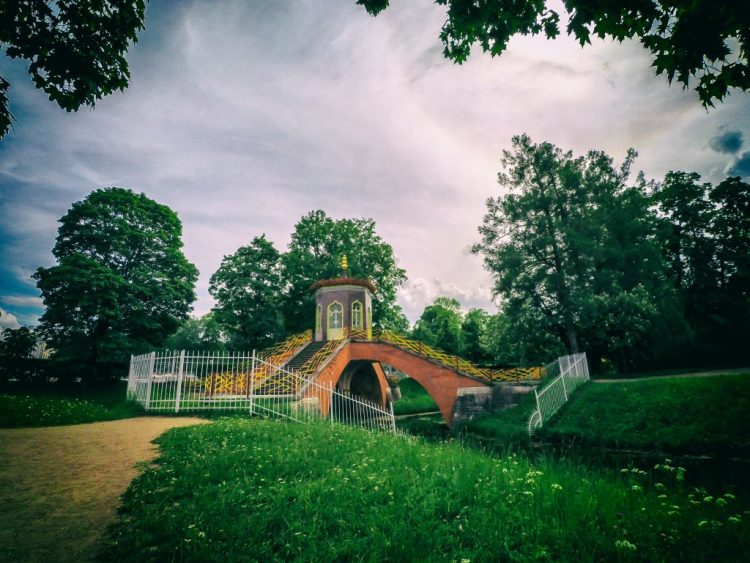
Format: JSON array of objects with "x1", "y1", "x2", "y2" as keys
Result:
[
  {"x1": 34, "y1": 187, "x2": 197, "y2": 367},
  {"x1": 209, "y1": 236, "x2": 284, "y2": 350},
  {"x1": 474, "y1": 135, "x2": 673, "y2": 371},
  {"x1": 0, "y1": 0, "x2": 146, "y2": 137},
  {"x1": 411, "y1": 297, "x2": 464, "y2": 356},
  {"x1": 357, "y1": 0, "x2": 749, "y2": 105},
  {"x1": 653, "y1": 173, "x2": 750, "y2": 362},
  {"x1": 281, "y1": 210, "x2": 407, "y2": 333}
]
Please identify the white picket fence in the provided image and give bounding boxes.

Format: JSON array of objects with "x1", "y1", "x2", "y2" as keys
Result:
[
  {"x1": 528, "y1": 352, "x2": 589, "y2": 435},
  {"x1": 127, "y1": 350, "x2": 396, "y2": 433}
]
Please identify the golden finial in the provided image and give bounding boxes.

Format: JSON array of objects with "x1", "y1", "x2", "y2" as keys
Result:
[{"x1": 341, "y1": 254, "x2": 348, "y2": 273}]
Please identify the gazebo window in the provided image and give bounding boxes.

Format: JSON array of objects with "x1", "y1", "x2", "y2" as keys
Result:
[
  {"x1": 315, "y1": 304, "x2": 322, "y2": 335},
  {"x1": 351, "y1": 301, "x2": 363, "y2": 329},
  {"x1": 328, "y1": 302, "x2": 343, "y2": 329}
]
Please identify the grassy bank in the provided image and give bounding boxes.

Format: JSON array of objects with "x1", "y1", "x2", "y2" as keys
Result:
[
  {"x1": 392, "y1": 377, "x2": 439, "y2": 415},
  {"x1": 102, "y1": 418, "x2": 748, "y2": 561},
  {"x1": 0, "y1": 382, "x2": 143, "y2": 428},
  {"x1": 538, "y1": 374, "x2": 750, "y2": 456}
]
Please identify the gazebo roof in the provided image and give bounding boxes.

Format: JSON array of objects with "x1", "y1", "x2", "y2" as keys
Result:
[{"x1": 310, "y1": 277, "x2": 376, "y2": 293}]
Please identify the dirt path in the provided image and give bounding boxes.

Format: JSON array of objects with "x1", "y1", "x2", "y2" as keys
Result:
[
  {"x1": 595, "y1": 367, "x2": 749, "y2": 383},
  {"x1": 0, "y1": 416, "x2": 208, "y2": 563}
]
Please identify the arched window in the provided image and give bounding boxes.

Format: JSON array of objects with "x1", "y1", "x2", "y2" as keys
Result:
[
  {"x1": 351, "y1": 301, "x2": 363, "y2": 330},
  {"x1": 328, "y1": 301, "x2": 344, "y2": 340},
  {"x1": 315, "y1": 304, "x2": 322, "y2": 336}
]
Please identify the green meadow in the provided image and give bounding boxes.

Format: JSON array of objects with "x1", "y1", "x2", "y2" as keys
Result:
[{"x1": 102, "y1": 418, "x2": 748, "y2": 562}]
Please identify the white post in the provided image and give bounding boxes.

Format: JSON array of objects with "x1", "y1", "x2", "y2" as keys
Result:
[
  {"x1": 175, "y1": 350, "x2": 185, "y2": 413},
  {"x1": 329, "y1": 381, "x2": 334, "y2": 423},
  {"x1": 330, "y1": 381, "x2": 336, "y2": 424},
  {"x1": 145, "y1": 351, "x2": 156, "y2": 411},
  {"x1": 389, "y1": 398, "x2": 396, "y2": 434},
  {"x1": 127, "y1": 354, "x2": 135, "y2": 399},
  {"x1": 561, "y1": 369, "x2": 569, "y2": 402},
  {"x1": 534, "y1": 387, "x2": 541, "y2": 425},
  {"x1": 249, "y1": 350, "x2": 256, "y2": 416}
]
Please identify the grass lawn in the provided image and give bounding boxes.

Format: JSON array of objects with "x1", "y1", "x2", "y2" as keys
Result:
[
  {"x1": 102, "y1": 418, "x2": 748, "y2": 562},
  {"x1": 0, "y1": 382, "x2": 144, "y2": 428},
  {"x1": 538, "y1": 374, "x2": 750, "y2": 455},
  {"x1": 392, "y1": 377, "x2": 439, "y2": 415}
]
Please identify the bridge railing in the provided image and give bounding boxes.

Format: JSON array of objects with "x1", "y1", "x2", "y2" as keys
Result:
[
  {"x1": 528, "y1": 352, "x2": 589, "y2": 435},
  {"x1": 374, "y1": 330, "x2": 542, "y2": 383},
  {"x1": 126, "y1": 348, "x2": 395, "y2": 433}
]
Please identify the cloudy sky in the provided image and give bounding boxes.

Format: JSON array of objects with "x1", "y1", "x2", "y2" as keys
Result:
[{"x1": 1, "y1": 0, "x2": 749, "y2": 330}]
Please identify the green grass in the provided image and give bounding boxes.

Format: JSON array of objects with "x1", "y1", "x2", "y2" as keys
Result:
[
  {"x1": 392, "y1": 377, "x2": 439, "y2": 415},
  {"x1": 539, "y1": 374, "x2": 750, "y2": 455},
  {"x1": 102, "y1": 418, "x2": 748, "y2": 562},
  {"x1": 0, "y1": 382, "x2": 144, "y2": 428}
]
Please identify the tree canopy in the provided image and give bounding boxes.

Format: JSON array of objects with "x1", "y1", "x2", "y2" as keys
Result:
[
  {"x1": 209, "y1": 235, "x2": 284, "y2": 350},
  {"x1": 0, "y1": 0, "x2": 146, "y2": 137},
  {"x1": 472, "y1": 135, "x2": 749, "y2": 371},
  {"x1": 357, "y1": 0, "x2": 750, "y2": 105},
  {"x1": 280, "y1": 210, "x2": 408, "y2": 334},
  {"x1": 34, "y1": 187, "x2": 197, "y2": 369},
  {"x1": 411, "y1": 297, "x2": 464, "y2": 357},
  {"x1": 0, "y1": 326, "x2": 37, "y2": 360}
]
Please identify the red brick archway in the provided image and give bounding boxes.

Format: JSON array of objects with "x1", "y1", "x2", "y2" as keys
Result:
[{"x1": 314, "y1": 341, "x2": 488, "y2": 426}]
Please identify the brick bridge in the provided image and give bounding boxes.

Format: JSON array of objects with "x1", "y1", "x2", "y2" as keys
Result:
[{"x1": 281, "y1": 335, "x2": 540, "y2": 427}]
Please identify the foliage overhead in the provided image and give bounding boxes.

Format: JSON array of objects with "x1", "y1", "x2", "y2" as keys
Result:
[
  {"x1": 209, "y1": 236, "x2": 284, "y2": 350},
  {"x1": 356, "y1": 0, "x2": 750, "y2": 105},
  {"x1": 34, "y1": 187, "x2": 198, "y2": 367},
  {"x1": 0, "y1": 0, "x2": 147, "y2": 137}
]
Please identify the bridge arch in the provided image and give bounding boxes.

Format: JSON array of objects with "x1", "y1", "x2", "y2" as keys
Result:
[{"x1": 315, "y1": 341, "x2": 488, "y2": 426}]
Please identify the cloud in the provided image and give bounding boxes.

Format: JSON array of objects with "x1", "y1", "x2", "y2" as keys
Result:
[
  {"x1": 398, "y1": 276, "x2": 496, "y2": 321},
  {"x1": 0, "y1": 308, "x2": 21, "y2": 329},
  {"x1": 709, "y1": 129, "x2": 744, "y2": 154},
  {"x1": 1, "y1": 0, "x2": 749, "y2": 327},
  {"x1": 0, "y1": 295, "x2": 43, "y2": 308},
  {"x1": 728, "y1": 151, "x2": 750, "y2": 177}
]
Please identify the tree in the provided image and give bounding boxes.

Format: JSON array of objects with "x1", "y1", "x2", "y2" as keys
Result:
[
  {"x1": 34, "y1": 187, "x2": 198, "y2": 369},
  {"x1": 461, "y1": 308, "x2": 492, "y2": 364},
  {"x1": 411, "y1": 297, "x2": 463, "y2": 356},
  {"x1": 474, "y1": 135, "x2": 673, "y2": 371},
  {"x1": 356, "y1": 1, "x2": 749, "y2": 105},
  {"x1": 209, "y1": 236, "x2": 284, "y2": 350},
  {"x1": 653, "y1": 173, "x2": 750, "y2": 363},
  {"x1": 281, "y1": 210, "x2": 407, "y2": 333},
  {"x1": 164, "y1": 313, "x2": 226, "y2": 352},
  {"x1": 0, "y1": 326, "x2": 37, "y2": 359},
  {"x1": 0, "y1": 0, "x2": 146, "y2": 137}
]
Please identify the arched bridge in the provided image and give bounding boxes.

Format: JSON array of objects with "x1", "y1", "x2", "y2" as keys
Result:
[{"x1": 262, "y1": 330, "x2": 542, "y2": 426}]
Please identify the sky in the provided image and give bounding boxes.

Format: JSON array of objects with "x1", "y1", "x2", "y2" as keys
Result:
[{"x1": 1, "y1": 0, "x2": 749, "y2": 330}]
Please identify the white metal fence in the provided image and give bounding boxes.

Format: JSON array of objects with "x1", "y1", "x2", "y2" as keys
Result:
[
  {"x1": 127, "y1": 350, "x2": 396, "y2": 433},
  {"x1": 528, "y1": 352, "x2": 589, "y2": 435}
]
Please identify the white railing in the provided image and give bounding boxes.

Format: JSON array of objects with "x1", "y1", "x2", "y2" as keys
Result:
[
  {"x1": 127, "y1": 349, "x2": 395, "y2": 433},
  {"x1": 528, "y1": 352, "x2": 589, "y2": 435}
]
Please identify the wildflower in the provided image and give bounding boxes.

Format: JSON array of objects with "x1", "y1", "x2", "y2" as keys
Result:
[
  {"x1": 631, "y1": 485, "x2": 642, "y2": 492},
  {"x1": 551, "y1": 483, "x2": 563, "y2": 491},
  {"x1": 615, "y1": 540, "x2": 637, "y2": 552}
]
